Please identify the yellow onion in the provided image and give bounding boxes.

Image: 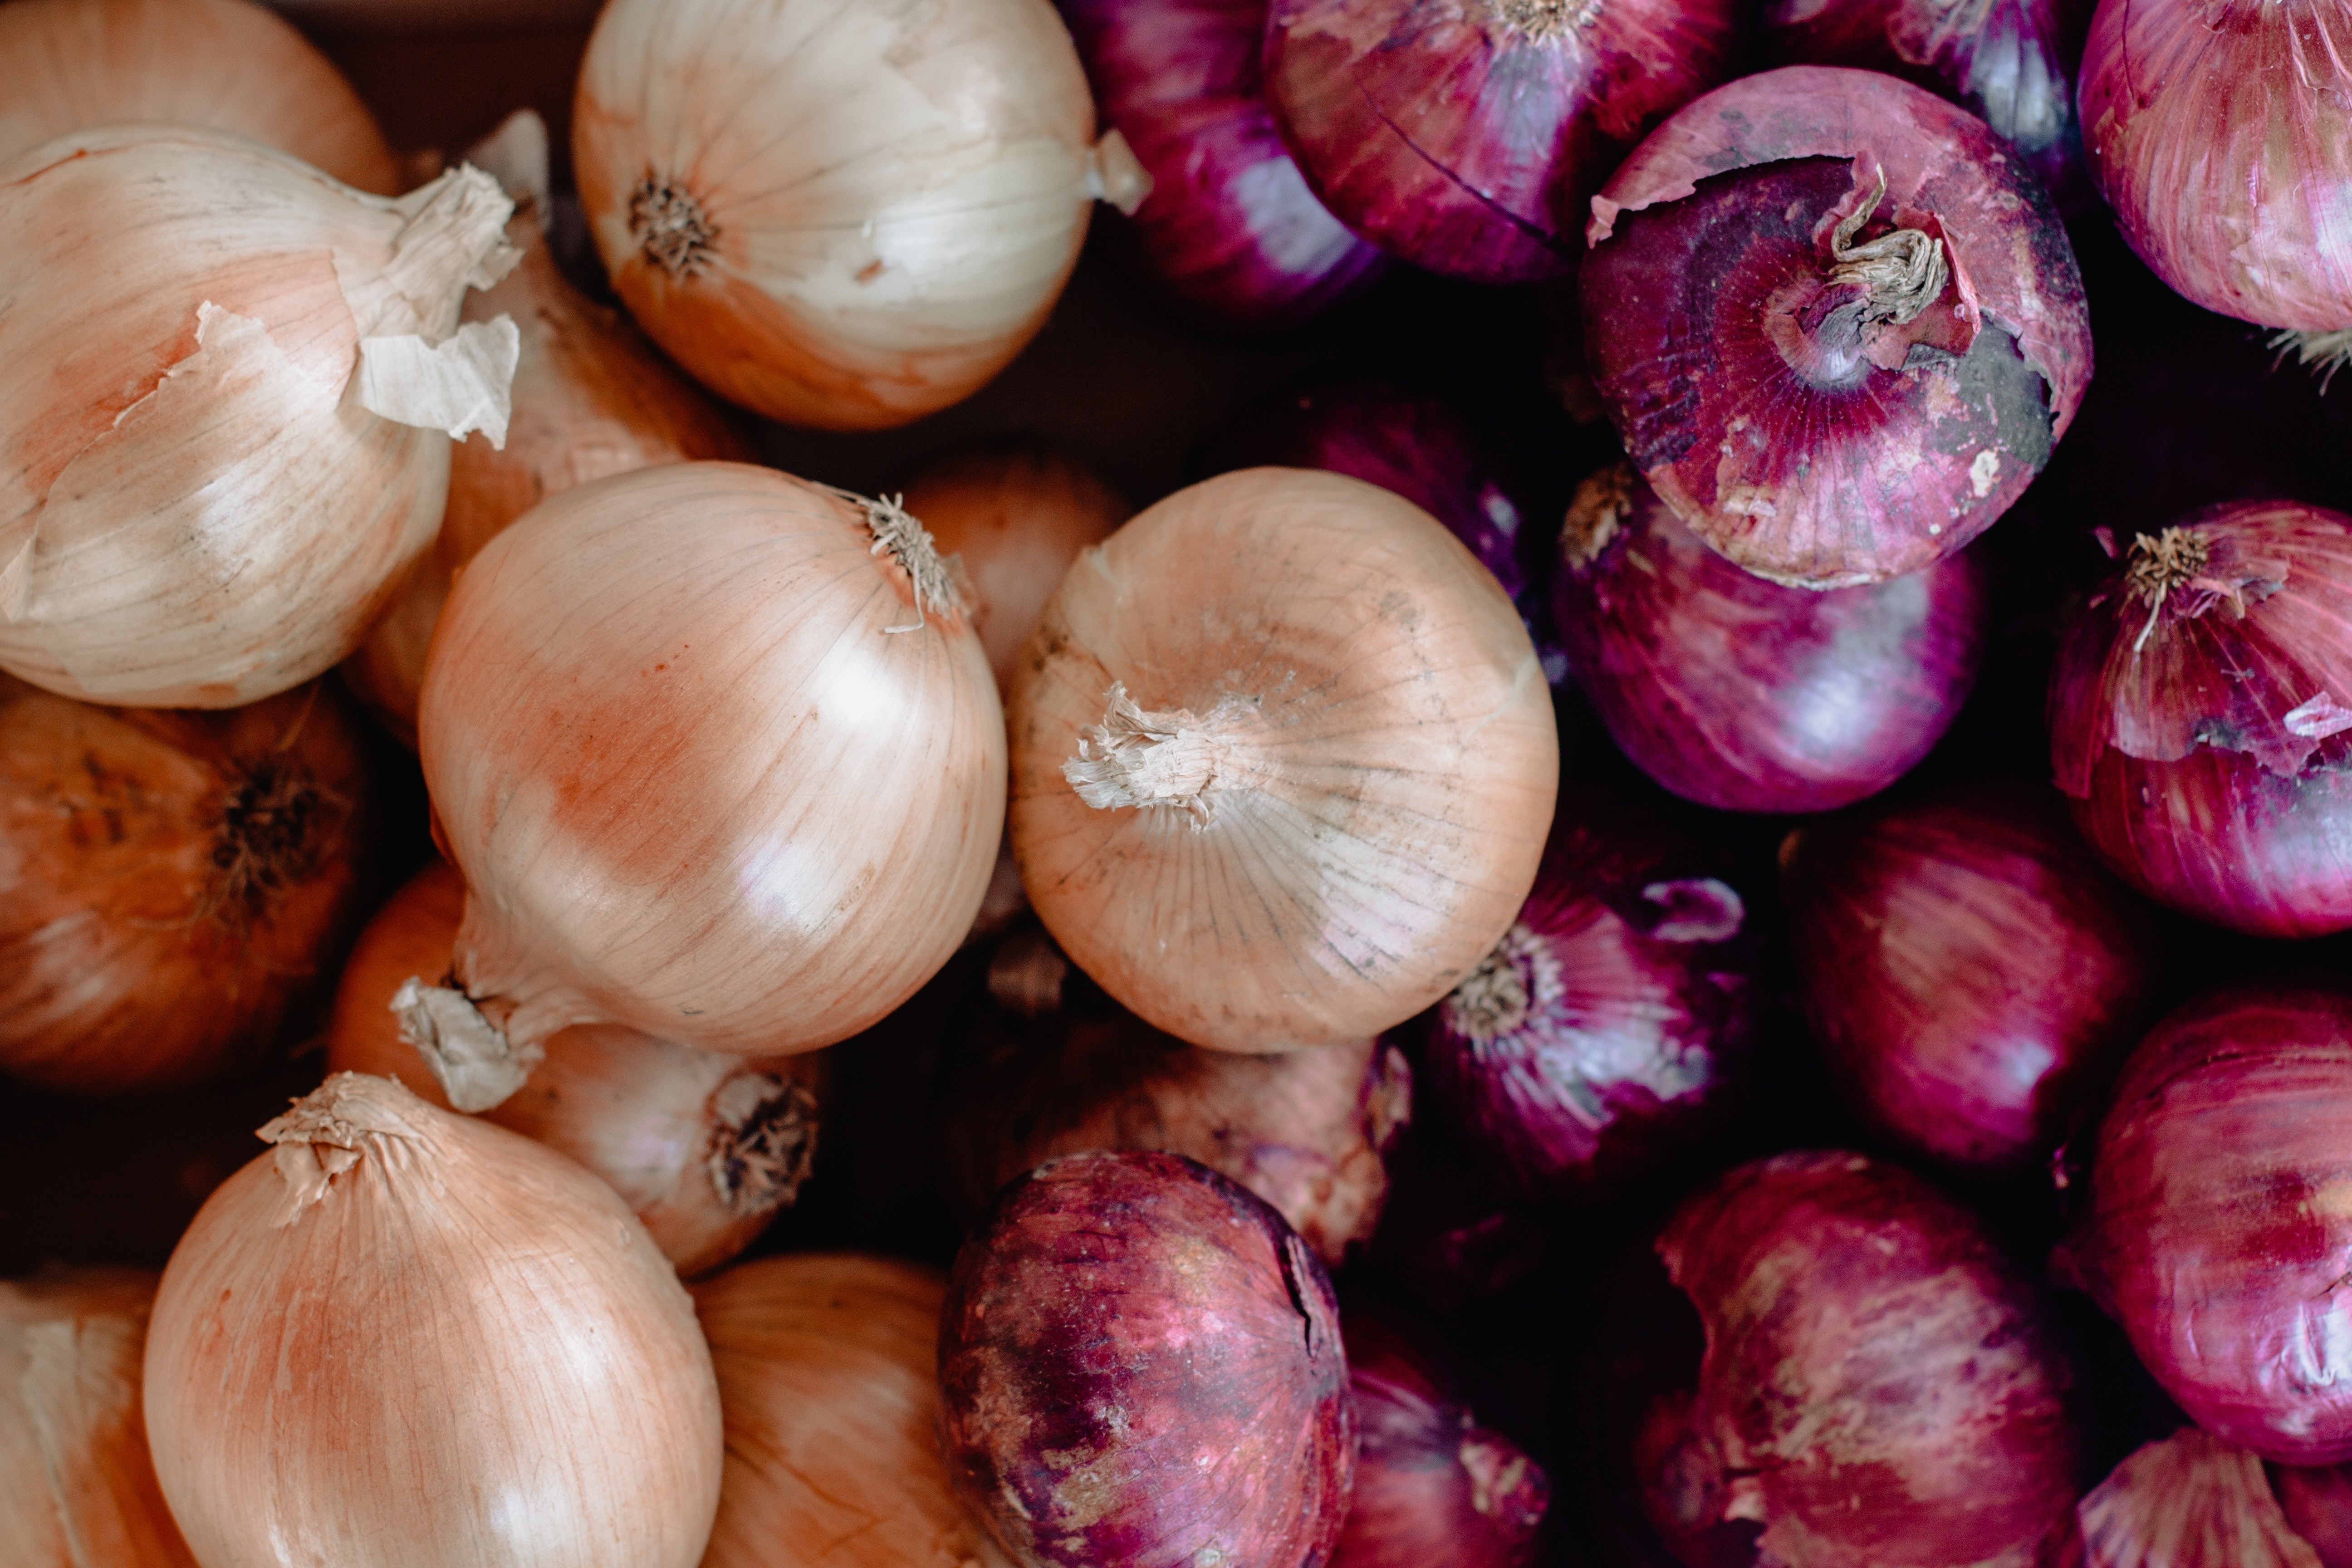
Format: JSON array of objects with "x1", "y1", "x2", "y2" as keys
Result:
[
  {"x1": 0, "y1": 126, "x2": 519, "y2": 708},
  {"x1": 144, "y1": 1072, "x2": 725, "y2": 1567},
  {"x1": 694, "y1": 1253, "x2": 1016, "y2": 1568},
  {"x1": 573, "y1": 0, "x2": 1134, "y2": 430},
  {"x1": 325, "y1": 860, "x2": 825, "y2": 1277},
  {"x1": 0, "y1": 0, "x2": 400, "y2": 193},
  {"x1": 1, "y1": 1267, "x2": 194, "y2": 1568}
]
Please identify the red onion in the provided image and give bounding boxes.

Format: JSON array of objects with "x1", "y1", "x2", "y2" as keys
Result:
[
  {"x1": 938, "y1": 1149, "x2": 1355, "y2": 1568},
  {"x1": 2273, "y1": 1462, "x2": 2352, "y2": 1567},
  {"x1": 1262, "y1": 0, "x2": 1740, "y2": 285},
  {"x1": 1334, "y1": 1313, "x2": 1550, "y2": 1568},
  {"x1": 2048, "y1": 501, "x2": 2352, "y2": 937},
  {"x1": 1419, "y1": 774, "x2": 1759, "y2": 1200},
  {"x1": 1580, "y1": 66, "x2": 2094, "y2": 588},
  {"x1": 1059, "y1": 0, "x2": 1387, "y2": 331},
  {"x1": 1551, "y1": 463, "x2": 1991, "y2": 812},
  {"x1": 2063, "y1": 986, "x2": 2352, "y2": 1465},
  {"x1": 1780, "y1": 780, "x2": 2156, "y2": 1171},
  {"x1": 1659, "y1": 1151, "x2": 2087, "y2": 1565},
  {"x1": 2077, "y1": 1427, "x2": 2340, "y2": 1568}
]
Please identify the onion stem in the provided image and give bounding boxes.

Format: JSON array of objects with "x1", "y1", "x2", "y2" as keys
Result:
[
  {"x1": 628, "y1": 174, "x2": 717, "y2": 277},
  {"x1": 1494, "y1": 0, "x2": 1602, "y2": 40},
  {"x1": 2123, "y1": 526, "x2": 2211, "y2": 652},
  {"x1": 1063, "y1": 682, "x2": 1252, "y2": 826},
  {"x1": 391, "y1": 976, "x2": 542, "y2": 1112},
  {"x1": 1828, "y1": 173, "x2": 1948, "y2": 327}
]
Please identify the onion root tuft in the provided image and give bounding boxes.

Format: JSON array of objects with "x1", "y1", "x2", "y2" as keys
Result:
[{"x1": 1063, "y1": 682, "x2": 1252, "y2": 826}]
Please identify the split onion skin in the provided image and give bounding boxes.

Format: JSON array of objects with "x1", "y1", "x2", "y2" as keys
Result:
[
  {"x1": 2078, "y1": 1427, "x2": 2335, "y2": 1568},
  {"x1": 1581, "y1": 65, "x2": 2094, "y2": 589},
  {"x1": 1009, "y1": 466, "x2": 1558, "y2": 1052},
  {"x1": 0, "y1": 674, "x2": 371, "y2": 1093},
  {"x1": 144, "y1": 1073, "x2": 725, "y2": 1568},
  {"x1": 574, "y1": 0, "x2": 1099, "y2": 430},
  {"x1": 419, "y1": 461, "x2": 1005, "y2": 1061},
  {"x1": 938, "y1": 1149, "x2": 1357, "y2": 1568}
]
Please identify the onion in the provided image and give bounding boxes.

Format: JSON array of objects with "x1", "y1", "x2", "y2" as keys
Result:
[
  {"x1": 2077, "y1": 1427, "x2": 2335, "y2": 1568},
  {"x1": 416, "y1": 461, "x2": 1003, "y2": 1066},
  {"x1": 1780, "y1": 779, "x2": 2156, "y2": 1171},
  {"x1": 574, "y1": 0, "x2": 1122, "y2": 430},
  {"x1": 1, "y1": 1267, "x2": 194, "y2": 1568},
  {"x1": 1419, "y1": 773, "x2": 1760, "y2": 1200},
  {"x1": 2049, "y1": 501, "x2": 2352, "y2": 936},
  {"x1": 0, "y1": 126, "x2": 519, "y2": 708},
  {"x1": 144, "y1": 1072, "x2": 724, "y2": 1566},
  {"x1": 324, "y1": 861, "x2": 824, "y2": 1277},
  {"x1": 1009, "y1": 467, "x2": 1558, "y2": 1051},
  {"x1": 2274, "y1": 1464, "x2": 2352, "y2": 1567},
  {"x1": 694, "y1": 1254, "x2": 1014, "y2": 1568},
  {"x1": 2062, "y1": 986, "x2": 2352, "y2": 1464},
  {"x1": 1262, "y1": 0, "x2": 1740, "y2": 285},
  {"x1": 0, "y1": 0, "x2": 400, "y2": 194},
  {"x1": 0, "y1": 675, "x2": 372, "y2": 1093},
  {"x1": 1060, "y1": 0, "x2": 1387, "y2": 331},
  {"x1": 902, "y1": 439, "x2": 1131, "y2": 700},
  {"x1": 1580, "y1": 66, "x2": 2093, "y2": 588},
  {"x1": 1336, "y1": 1313, "x2": 1550, "y2": 1568},
  {"x1": 938, "y1": 1149, "x2": 1356, "y2": 1568},
  {"x1": 1659, "y1": 1150, "x2": 2087, "y2": 1565}
]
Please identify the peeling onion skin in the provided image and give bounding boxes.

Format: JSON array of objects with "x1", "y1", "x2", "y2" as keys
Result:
[
  {"x1": 1060, "y1": 0, "x2": 1387, "y2": 331},
  {"x1": 0, "y1": 674, "x2": 372, "y2": 1093},
  {"x1": 2078, "y1": 1428, "x2": 2330, "y2": 1568},
  {"x1": 1781, "y1": 780, "x2": 2156, "y2": 1172},
  {"x1": 1580, "y1": 66, "x2": 2093, "y2": 589},
  {"x1": 1551, "y1": 464, "x2": 1990, "y2": 812},
  {"x1": 938, "y1": 1150, "x2": 1356, "y2": 1568},
  {"x1": 1661, "y1": 1151, "x2": 2088, "y2": 1567},
  {"x1": 419, "y1": 461, "x2": 1005, "y2": 1061},
  {"x1": 1008, "y1": 467, "x2": 1558, "y2": 1052},
  {"x1": 1263, "y1": 0, "x2": 1741, "y2": 285}
]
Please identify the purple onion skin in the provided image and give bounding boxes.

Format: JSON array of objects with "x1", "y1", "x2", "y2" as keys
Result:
[
  {"x1": 2078, "y1": 1428, "x2": 2331, "y2": 1568},
  {"x1": 2050, "y1": 501, "x2": 2352, "y2": 938},
  {"x1": 1059, "y1": 0, "x2": 1387, "y2": 332},
  {"x1": 1781, "y1": 780, "x2": 2156, "y2": 1172},
  {"x1": 2271, "y1": 1462, "x2": 2352, "y2": 1567},
  {"x1": 938, "y1": 1150, "x2": 1356, "y2": 1568},
  {"x1": 1661, "y1": 1151, "x2": 2088, "y2": 1567},
  {"x1": 1262, "y1": 0, "x2": 1740, "y2": 286},
  {"x1": 1552, "y1": 465, "x2": 1991, "y2": 813}
]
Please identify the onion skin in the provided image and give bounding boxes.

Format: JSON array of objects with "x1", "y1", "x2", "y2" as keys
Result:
[
  {"x1": 1263, "y1": 0, "x2": 1740, "y2": 286},
  {"x1": 1581, "y1": 66, "x2": 2093, "y2": 588},
  {"x1": 1551, "y1": 464, "x2": 1990, "y2": 812},
  {"x1": 1060, "y1": 0, "x2": 1387, "y2": 331},
  {"x1": 1661, "y1": 1151, "x2": 2088, "y2": 1566},
  {"x1": 419, "y1": 461, "x2": 1004, "y2": 1060},
  {"x1": 1009, "y1": 467, "x2": 1558, "y2": 1052},
  {"x1": 1781, "y1": 780, "x2": 2156, "y2": 1171},
  {"x1": 2273, "y1": 1463, "x2": 2352, "y2": 1568},
  {"x1": 2078, "y1": 1428, "x2": 2332, "y2": 1568},
  {"x1": 938, "y1": 1149, "x2": 1356, "y2": 1568},
  {"x1": 0, "y1": 675, "x2": 371, "y2": 1093}
]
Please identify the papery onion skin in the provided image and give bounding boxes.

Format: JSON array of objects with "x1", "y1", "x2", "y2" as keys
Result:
[
  {"x1": 419, "y1": 461, "x2": 1004, "y2": 1060},
  {"x1": 938, "y1": 1149, "x2": 1356, "y2": 1568},
  {"x1": 0, "y1": 0, "x2": 400, "y2": 193},
  {"x1": 2049, "y1": 501, "x2": 2352, "y2": 937},
  {"x1": 1420, "y1": 774, "x2": 1760, "y2": 1201},
  {"x1": 144, "y1": 1073, "x2": 725, "y2": 1568},
  {"x1": 2078, "y1": 1427, "x2": 2330, "y2": 1568},
  {"x1": 1009, "y1": 466, "x2": 1558, "y2": 1052},
  {"x1": 574, "y1": 0, "x2": 1098, "y2": 430},
  {"x1": 1661, "y1": 1150, "x2": 2088, "y2": 1567},
  {"x1": 1, "y1": 1267, "x2": 196, "y2": 1568},
  {"x1": 1263, "y1": 0, "x2": 1741, "y2": 285},
  {"x1": 1581, "y1": 66, "x2": 2094, "y2": 588},
  {"x1": 694, "y1": 1254, "x2": 1015, "y2": 1568},
  {"x1": 324, "y1": 861, "x2": 826, "y2": 1278},
  {"x1": 1059, "y1": 0, "x2": 1387, "y2": 331},
  {"x1": 1551, "y1": 465, "x2": 1991, "y2": 811},
  {"x1": 1781, "y1": 780, "x2": 2156, "y2": 1171},
  {"x1": 2066, "y1": 987, "x2": 2352, "y2": 1464},
  {"x1": 0, "y1": 674, "x2": 371, "y2": 1093}
]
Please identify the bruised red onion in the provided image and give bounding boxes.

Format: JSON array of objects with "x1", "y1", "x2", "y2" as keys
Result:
[
  {"x1": 1659, "y1": 1151, "x2": 2087, "y2": 1565},
  {"x1": 2048, "y1": 501, "x2": 2352, "y2": 936},
  {"x1": 1551, "y1": 463, "x2": 1991, "y2": 812},
  {"x1": 1580, "y1": 66, "x2": 2093, "y2": 588},
  {"x1": 1780, "y1": 780, "x2": 2155, "y2": 1171},
  {"x1": 1060, "y1": 0, "x2": 1386, "y2": 330},
  {"x1": 2077, "y1": 1427, "x2": 2340, "y2": 1568},
  {"x1": 938, "y1": 1149, "x2": 1355, "y2": 1568},
  {"x1": 1263, "y1": 0, "x2": 1740, "y2": 285}
]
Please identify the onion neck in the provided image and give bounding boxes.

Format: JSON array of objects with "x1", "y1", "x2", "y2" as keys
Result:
[
  {"x1": 705, "y1": 1073, "x2": 819, "y2": 1220},
  {"x1": 1063, "y1": 682, "x2": 1256, "y2": 828},
  {"x1": 629, "y1": 174, "x2": 717, "y2": 278},
  {"x1": 1493, "y1": 0, "x2": 1602, "y2": 39},
  {"x1": 1443, "y1": 923, "x2": 1563, "y2": 1042},
  {"x1": 1560, "y1": 462, "x2": 1636, "y2": 569},
  {"x1": 1768, "y1": 173, "x2": 1950, "y2": 387},
  {"x1": 834, "y1": 488, "x2": 965, "y2": 632},
  {"x1": 392, "y1": 976, "x2": 543, "y2": 1112},
  {"x1": 2122, "y1": 526, "x2": 2211, "y2": 652}
]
